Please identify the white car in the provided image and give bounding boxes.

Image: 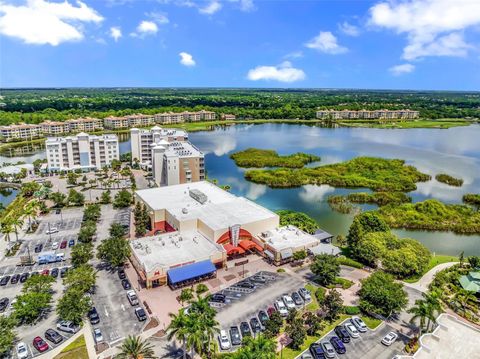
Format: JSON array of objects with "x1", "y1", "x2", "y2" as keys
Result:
[
  {"x1": 274, "y1": 300, "x2": 289, "y2": 317},
  {"x1": 382, "y1": 332, "x2": 398, "y2": 346},
  {"x1": 298, "y1": 287, "x2": 311, "y2": 301},
  {"x1": 350, "y1": 316, "x2": 368, "y2": 333},
  {"x1": 94, "y1": 328, "x2": 103, "y2": 343},
  {"x1": 218, "y1": 330, "x2": 231, "y2": 350},
  {"x1": 46, "y1": 227, "x2": 59, "y2": 235},
  {"x1": 16, "y1": 342, "x2": 29, "y2": 359},
  {"x1": 282, "y1": 295, "x2": 296, "y2": 310},
  {"x1": 345, "y1": 323, "x2": 360, "y2": 338},
  {"x1": 52, "y1": 242, "x2": 59, "y2": 250}
]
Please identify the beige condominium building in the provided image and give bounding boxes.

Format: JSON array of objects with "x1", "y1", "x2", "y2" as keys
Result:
[
  {"x1": 154, "y1": 110, "x2": 216, "y2": 124},
  {"x1": 0, "y1": 123, "x2": 42, "y2": 141},
  {"x1": 41, "y1": 121, "x2": 70, "y2": 135},
  {"x1": 316, "y1": 109, "x2": 420, "y2": 120},
  {"x1": 65, "y1": 117, "x2": 103, "y2": 133},
  {"x1": 125, "y1": 114, "x2": 155, "y2": 128},
  {"x1": 103, "y1": 116, "x2": 130, "y2": 129},
  {"x1": 45, "y1": 132, "x2": 119, "y2": 171}
]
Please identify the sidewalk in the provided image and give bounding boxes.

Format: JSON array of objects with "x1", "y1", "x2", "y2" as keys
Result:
[{"x1": 403, "y1": 262, "x2": 458, "y2": 293}]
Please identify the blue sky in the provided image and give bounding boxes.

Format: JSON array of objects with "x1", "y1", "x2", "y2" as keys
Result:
[{"x1": 0, "y1": 0, "x2": 479, "y2": 90}]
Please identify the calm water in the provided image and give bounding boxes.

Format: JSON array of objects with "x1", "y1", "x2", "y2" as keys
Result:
[{"x1": 2, "y1": 123, "x2": 480, "y2": 255}]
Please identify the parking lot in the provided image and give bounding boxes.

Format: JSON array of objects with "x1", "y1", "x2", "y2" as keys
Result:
[{"x1": 296, "y1": 319, "x2": 408, "y2": 359}]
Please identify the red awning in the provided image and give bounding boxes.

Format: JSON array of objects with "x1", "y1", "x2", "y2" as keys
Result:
[
  {"x1": 239, "y1": 240, "x2": 263, "y2": 252},
  {"x1": 224, "y1": 244, "x2": 246, "y2": 255}
]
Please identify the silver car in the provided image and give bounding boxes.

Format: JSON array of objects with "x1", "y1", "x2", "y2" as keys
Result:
[
  {"x1": 345, "y1": 323, "x2": 360, "y2": 338},
  {"x1": 350, "y1": 316, "x2": 368, "y2": 333},
  {"x1": 321, "y1": 341, "x2": 336, "y2": 358}
]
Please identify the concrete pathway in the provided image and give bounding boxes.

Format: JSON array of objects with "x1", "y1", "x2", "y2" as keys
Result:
[{"x1": 403, "y1": 262, "x2": 458, "y2": 293}]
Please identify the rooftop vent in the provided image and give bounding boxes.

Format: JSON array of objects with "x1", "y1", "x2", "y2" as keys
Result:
[{"x1": 189, "y1": 189, "x2": 208, "y2": 204}]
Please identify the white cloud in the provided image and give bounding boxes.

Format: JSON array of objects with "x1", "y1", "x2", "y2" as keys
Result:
[
  {"x1": 179, "y1": 51, "x2": 196, "y2": 66},
  {"x1": 246, "y1": 183, "x2": 267, "y2": 200},
  {"x1": 284, "y1": 51, "x2": 303, "y2": 59},
  {"x1": 147, "y1": 11, "x2": 169, "y2": 24},
  {"x1": 0, "y1": 0, "x2": 103, "y2": 46},
  {"x1": 199, "y1": 0, "x2": 222, "y2": 15},
  {"x1": 368, "y1": 0, "x2": 480, "y2": 60},
  {"x1": 338, "y1": 21, "x2": 360, "y2": 37},
  {"x1": 389, "y1": 63, "x2": 415, "y2": 75},
  {"x1": 131, "y1": 20, "x2": 158, "y2": 37},
  {"x1": 305, "y1": 31, "x2": 348, "y2": 54},
  {"x1": 229, "y1": 0, "x2": 255, "y2": 12},
  {"x1": 247, "y1": 61, "x2": 305, "y2": 83},
  {"x1": 109, "y1": 26, "x2": 121, "y2": 42},
  {"x1": 299, "y1": 185, "x2": 335, "y2": 203}
]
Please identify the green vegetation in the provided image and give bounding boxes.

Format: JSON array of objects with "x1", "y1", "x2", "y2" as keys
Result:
[
  {"x1": 13, "y1": 275, "x2": 55, "y2": 324},
  {"x1": 276, "y1": 210, "x2": 319, "y2": 234},
  {"x1": 230, "y1": 148, "x2": 320, "y2": 168},
  {"x1": 245, "y1": 157, "x2": 431, "y2": 191},
  {"x1": 328, "y1": 277, "x2": 354, "y2": 289},
  {"x1": 361, "y1": 315, "x2": 382, "y2": 329},
  {"x1": 117, "y1": 336, "x2": 156, "y2": 359},
  {"x1": 113, "y1": 189, "x2": 133, "y2": 208},
  {"x1": 339, "y1": 118, "x2": 472, "y2": 129},
  {"x1": 377, "y1": 199, "x2": 480, "y2": 234},
  {"x1": 55, "y1": 335, "x2": 88, "y2": 359},
  {"x1": 463, "y1": 193, "x2": 480, "y2": 207},
  {"x1": 329, "y1": 191, "x2": 411, "y2": 209},
  {"x1": 336, "y1": 256, "x2": 364, "y2": 269},
  {"x1": 310, "y1": 254, "x2": 341, "y2": 286},
  {"x1": 435, "y1": 173, "x2": 464, "y2": 187},
  {"x1": 227, "y1": 335, "x2": 276, "y2": 359},
  {"x1": 97, "y1": 223, "x2": 131, "y2": 267},
  {"x1": 403, "y1": 255, "x2": 458, "y2": 283},
  {"x1": 0, "y1": 316, "x2": 17, "y2": 357}
]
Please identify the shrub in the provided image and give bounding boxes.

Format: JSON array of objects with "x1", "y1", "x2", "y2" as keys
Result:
[
  {"x1": 336, "y1": 256, "x2": 363, "y2": 269},
  {"x1": 344, "y1": 306, "x2": 361, "y2": 315},
  {"x1": 277, "y1": 268, "x2": 286, "y2": 273},
  {"x1": 315, "y1": 287, "x2": 326, "y2": 305}
]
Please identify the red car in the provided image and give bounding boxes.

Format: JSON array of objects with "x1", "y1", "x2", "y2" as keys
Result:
[
  {"x1": 41, "y1": 269, "x2": 50, "y2": 276},
  {"x1": 33, "y1": 336, "x2": 49, "y2": 352},
  {"x1": 60, "y1": 240, "x2": 67, "y2": 249},
  {"x1": 267, "y1": 306, "x2": 276, "y2": 316}
]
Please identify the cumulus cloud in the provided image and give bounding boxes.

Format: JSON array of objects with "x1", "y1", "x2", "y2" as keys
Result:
[
  {"x1": 305, "y1": 31, "x2": 348, "y2": 54},
  {"x1": 179, "y1": 51, "x2": 196, "y2": 66},
  {"x1": 0, "y1": 0, "x2": 103, "y2": 46},
  {"x1": 389, "y1": 63, "x2": 415, "y2": 75},
  {"x1": 284, "y1": 51, "x2": 303, "y2": 59},
  {"x1": 368, "y1": 0, "x2": 480, "y2": 60},
  {"x1": 109, "y1": 26, "x2": 121, "y2": 42},
  {"x1": 229, "y1": 0, "x2": 255, "y2": 12},
  {"x1": 147, "y1": 11, "x2": 169, "y2": 24},
  {"x1": 131, "y1": 20, "x2": 158, "y2": 37},
  {"x1": 338, "y1": 21, "x2": 360, "y2": 36},
  {"x1": 247, "y1": 61, "x2": 306, "y2": 83},
  {"x1": 199, "y1": 0, "x2": 222, "y2": 15}
]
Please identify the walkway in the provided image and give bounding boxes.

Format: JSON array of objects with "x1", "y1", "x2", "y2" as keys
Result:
[{"x1": 403, "y1": 262, "x2": 458, "y2": 293}]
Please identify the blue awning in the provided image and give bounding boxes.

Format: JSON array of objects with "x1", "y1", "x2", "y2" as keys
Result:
[{"x1": 167, "y1": 260, "x2": 216, "y2": 284}]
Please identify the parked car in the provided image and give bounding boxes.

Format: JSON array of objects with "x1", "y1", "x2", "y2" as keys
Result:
[
  {"x1": 350, "y1": 316, "x2": 368, "y2": 333},
  {"x1": 298, "y1": 287, "x2": 312, "y2": 301},
  {"x1": 345, "y1": 323, "x2": 360, "y2": 338},
  {"x1": 381, "y1": 332, "x2": 398, "y2": 346},
  {"x1": 209, "y1": 293, "x2": 226, "y2": 304},
  {"x1": 60, "y1": 267, "x2": 69, "y2": 278},
  {"x1": 56, "y1": 320, "x2": 79, "y2": 334},
  {"x1": 291, "y1": 291, "x2": 303, "y2": 306},
  {"x1": 251, "y1": 275, "x2": 267, "y2": 284},
  {"x1": 0, "y1": 276, "x2": 11, "y2": 286},
  {"x1": 118, "y1": 268, "x2": 126, "y2": 279},
  {"x1": 16, "y1": 342, "x2": 29, "y2": 359},
  {"x1": 127, "y1": 290, "x2": 139, "y2": 306},
  {"x1": 41, "y1": 269, "x2": 50, "y2": 276},
  {"x1": 0, "y1": 297, "x2": 9, "y2": 312},
  {"x1": 20, "y1": 272, "x2": 29, "y2": 283},
  {"x1": 329, "y1": 336, "x2": 346, "y2": 354},
  {"x1": 88, "y1": 307, "x2": 100, "y2": 324},
  {"x1": 267, "y1": 306, "x2": 276, "y2": 317},
  {"x1": 235, "y1": 280, "x2": 255, "y2": 289},
  {"x1": 334, "y1": 325, "x2": 351, "y2": 343},
  {"x1": 122, "y1": 279, "x2": 131, "y2": 290},
  {"x1": 68, "y1": 239, "x2": 75, "y2": 247},
  {"x1": 218, "y1": 330, "x2": 231, "y2": 350},
  {"x1": 250, "y1": 317, "x2": 262, "y2": 334},
  {"x1": 321, "y1": 342, "x2": 336, "y2": 358},
  {"x1": 51, "y1": 242, "x2": 59, "y2": 250},
  {"x1": 229, "y1": 326, "x2": 242, "y2": 346},
  {"x1": 274, "y1": 300, "x2": 288, "y2": 317},
  {"x1": 94, "y1": 328, "x2": 103, "y2": 343},
  {"x1": 60, "y1": 240, "x2": 67, "y2": 249},
  {"x1": 282, "y1": 295, "x2": 296, "y2": 310},
  {"x1": 45, "y1": 329, "x2": 63, "y2": 344},
  {"x1": 240, "y1": 321, "x2": 252, "y2": 337},
  {"x1": 32, "y1": 336, "x2": 49, "y2": 352},
  {"x1": 55, "y1": 208, "x2": 61, "y2": 214},
  {"x1": 135, "y1": 307, "x2": 147, "y2": 321},
  {"x1": 51, "y1": 268, "x2": 59, "y2": 278},
  {"x1": 309, "y1": 343, "x2": 326, "y2": 359},
  {"x1": 34, "y1": 244, "x2": 43, "y2": 253},
  {"x1": 301, "y1": 353, "x2": 314, "y2": 359},
  {"x1": 10, "y1": 274, "x2": 20, "y2": 284},
  {"x1": 258, "y1": 310, "x2": 269, "y2": 326},
  {"x1": 46, "y1": 227, "x2": 59, "y2": 234}
]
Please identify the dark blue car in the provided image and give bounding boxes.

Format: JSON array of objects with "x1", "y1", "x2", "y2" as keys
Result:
[
  {"x1": 309, "y1": 343, "x2": 326, "y2": 359},
  {"x1": 68, "y1": 239, "x2": 75, "y2": 247},
  {"x1": 329, "y1": 336, "x2": 346, "y2": 354}
]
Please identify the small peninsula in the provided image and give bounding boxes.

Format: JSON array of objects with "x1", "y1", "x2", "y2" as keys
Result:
[
  {"x1": 435, "y1": 173, "x2": 464, "y2": 187},
  {"x1": 230, "y1": 148, "x2": 320, "y2": 168}
]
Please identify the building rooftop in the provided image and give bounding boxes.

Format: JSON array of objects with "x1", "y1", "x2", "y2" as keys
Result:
[
  {"x1": 45, "y1": 133, "x2": 118, "y2": 143},
  {"x1": 0, "y1": 163, "x2": 34, "y2": 175},
  {"x1": 136, "y1": 181, "x2": 278, "y2": 231},
  {"x1": 257, "y1": 225, "x2": 320, "y2": 252},
  {"x1": 163, "y1": 141, "x2": 203, "y2": 159},
  {"x1": 131, "y1": 126, "x2": 188, "y2": 138},
  {"x1": 415, "y1": 314, "x2": 480, "y2": 359},
  {"x1": 130, "y1": 230, "x2": 224, "y2": 272}
]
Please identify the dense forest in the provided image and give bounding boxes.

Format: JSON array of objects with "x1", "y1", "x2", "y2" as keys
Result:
[{"x1": 0, "y1": 88, "x2": 479, "y2": 125}]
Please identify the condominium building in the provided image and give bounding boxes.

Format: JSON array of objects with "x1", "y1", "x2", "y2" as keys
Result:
[
  {"x1": 316, "y1": 109, "x2": 420, "y2": 120},
  {"x1": 221, "y1": 114, "x2": 236, "y2": 120},
  {"x1": 0, "y1": 123, "x2": 42, "y2": 141},
  {"x1": 154, "y1": 112, "x2": 184, "y2": 124},
  {"x1": 41, "y1": 121, "x2": 70, "y2": 135},
  {"x1": 125, "y1": 114, "x2": 155, "y2": 128},
  {"x1": 45, "y1": 132, "x2": 119, "y2": 171},
  {"x1": 65, "y1": 117, "x2": 103, "y2": 133},
  {"x1": 130, "y1": 126, "x2": 188, "y2": 166},
  {"x1": 153, "y1": 110, "x2": 216, "y2": 124},
  {"x1": 197, "y1": 110, "x2": 216, "y2": 121},
  {"x1": 103, "y1": 116, "x2": 130, "y2": 129}
]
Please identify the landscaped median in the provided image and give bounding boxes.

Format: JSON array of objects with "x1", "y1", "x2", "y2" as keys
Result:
[{"x1": 54, "y1": 335, "x2": 88, "y2": 359}]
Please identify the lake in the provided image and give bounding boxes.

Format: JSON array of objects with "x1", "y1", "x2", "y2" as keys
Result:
[{"x1": 2, "y1": 123, "x2": 480, "y2": 256}]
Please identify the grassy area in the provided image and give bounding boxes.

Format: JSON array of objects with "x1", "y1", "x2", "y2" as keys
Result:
[
  {"x1": 403, "y1": 255, "x2": 458, "y2": 283},
  {"x1": 54, "y1": 335, "x2": 88, "y2": 359},
  {"x1": 361, "y1": 315, "x2": 382, "y2": 330},
  {"x1": 279, "y1": 315, "x2": 350, "y2": 359},
  {"x1": 338, "y1": 119, "x2": 472, "y2": 129},
  {"x1": 305, "y1": 283, "x2": 320, "y2": 311},
  {"x1": 230, "y1": 148, "x2": 320, "y2": 169}
]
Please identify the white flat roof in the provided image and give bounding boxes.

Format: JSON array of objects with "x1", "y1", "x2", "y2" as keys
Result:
[
  {"x1": 136, "y1": 181, "x2": 278, "y2": 231},
  {"x1": 164, "y1": 141, "x2": 203, "y2": 159},
  {"x1": 130, "y1": 230, "x2": 224, "y2": 272},
  {"x1": 258, "y1": 225, "x2": 320, "y2": 251}
]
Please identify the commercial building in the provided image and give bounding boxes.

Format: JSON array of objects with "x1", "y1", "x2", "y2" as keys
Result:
[
  {"x1": 65, "y1": 117, "x2": 103, "y2": 132},
  {"x1": 0, "y1": 123, "x2": 42, "y2": 141},
  {"x1": 41, "y1": 121, "x2": 69, "y2": 135},
  {"x1": 45, "y1": 132, "x2": 119, "y2": 171},
  {"x1": 316, "y1": 109, "x2": 420, "y2": 120}
]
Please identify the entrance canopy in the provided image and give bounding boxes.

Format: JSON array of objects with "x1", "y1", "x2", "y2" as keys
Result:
[
  {"x1": 224, "y1": 243, "x2": 245, "y2": 255},
  {"x1": 239, "y1": 240, "x2": 263, "y2": 252},
  {"x1": 167, "y1": 260, "x2": 216, "y2": 285}
]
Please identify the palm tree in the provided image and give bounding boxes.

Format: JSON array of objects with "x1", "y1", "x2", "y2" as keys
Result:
[
  {"x1": 0, "y1": 219, "x2": 13, "y2": 243},
  {"x1": 23, "y1": 200, "x2": 39, "y2": 232},
  {"x1": 422, "y1": 291, "x2": 442, "y2": 331},
  {"x1": 116, "y1": 335, "x2": 156, "y2": 359},
  {"x1": 10, "y1": 216, "x2": 24, "y2": 242},
  {"x1": 167, "y1": 310, "x2": 190, "y2": 359},
  {"x1": 229, "y1": 335, "x2": 276, "y2": 359},
  {"x1": 408, "y1": 300, "x2": 430, "y2": 334},
  {"x1": 455, "y1": 290, "x2": 476, "y2": 315}
]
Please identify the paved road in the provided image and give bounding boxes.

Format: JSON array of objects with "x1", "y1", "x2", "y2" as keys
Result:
[{"x1": 403, "y1": 262, "x2": 458, "y2": 293}]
